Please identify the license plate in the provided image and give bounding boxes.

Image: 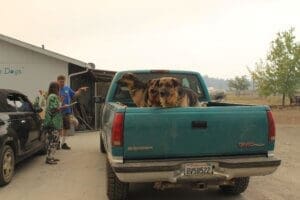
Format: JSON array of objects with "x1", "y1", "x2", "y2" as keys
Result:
[{"x1": 184, "y1": 163, "x2": 213, "y2": 176}]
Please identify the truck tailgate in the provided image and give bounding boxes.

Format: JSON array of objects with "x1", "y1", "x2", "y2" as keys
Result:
[{"x1": 123, "y1": 106, "x2": 270, "y2": 159}]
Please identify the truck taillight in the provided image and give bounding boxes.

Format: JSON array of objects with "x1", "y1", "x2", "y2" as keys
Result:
[
  {"x1": 267, "y1": 110, "x2": 276, "y2": 142},
  {"x1": 111, "y1": 113, "x2": 124, "y2": 147}
]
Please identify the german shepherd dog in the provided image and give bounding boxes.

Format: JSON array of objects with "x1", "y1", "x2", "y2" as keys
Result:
[
  {"x1": 117, "y1": 73, "x2": 147, "y2": 107},
  {"x1": 145, "y1": 79, "x2": 161, "y2": 107},
  {"x1": 158, "y1": 77, "x2": 199, "y2": 107}
]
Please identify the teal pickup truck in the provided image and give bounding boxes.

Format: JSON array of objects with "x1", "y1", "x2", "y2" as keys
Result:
[{"x1": 100, "y1": 70, "x2": 281, "y2": 200}]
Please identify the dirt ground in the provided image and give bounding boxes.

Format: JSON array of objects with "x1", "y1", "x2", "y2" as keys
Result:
[
  {"x1": 272, "y1": 107, "x2": 300, "y2": 125},
  {"x1": 225, "y1": 94, "x2": 300, "y2": 125},
  {"x1": 0, "y1": 124, "x2": 299, "y2": 200},
  {"x1": 225, "y1": 93, "x2": 284, "y2": 106}
]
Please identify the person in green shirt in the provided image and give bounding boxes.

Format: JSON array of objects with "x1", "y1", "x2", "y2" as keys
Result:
[{"x1": 44, "y1": 82, "x2": 68, "y2": 164}]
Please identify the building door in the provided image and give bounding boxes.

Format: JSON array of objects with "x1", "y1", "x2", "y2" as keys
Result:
[{"x1": 94, "y1": 81, "x2": 111, "y2": 130}]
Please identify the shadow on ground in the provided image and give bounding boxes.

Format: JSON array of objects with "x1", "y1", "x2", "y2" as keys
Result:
[
  {"x1": 14, "y1": 154, "x2": 42, "y2": 172},
  {"x1": 128, "y1": 183, "x2": 246, "y2": 200},
  {"x1": 15, "y1": 153, "x2": 42, "y2": 171}
]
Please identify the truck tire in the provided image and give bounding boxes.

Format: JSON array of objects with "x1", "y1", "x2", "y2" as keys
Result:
[
  {"x1": 219, "y1": 177, "x2": 249, "y2": 195},
  {"x1": 100, "y1": 135, "x2": 106, "y2": 154},
  {"x1": 106, "y1": 159, "x2": 129, "y2": 200},
  {"x1": 0, "y1": 145, "x2": 15, "y2": 186}
]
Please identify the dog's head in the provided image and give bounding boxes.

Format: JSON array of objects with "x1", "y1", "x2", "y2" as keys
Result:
[
  {"x1": 158, "y1": 77, "x2": 181, "y2": 107},
  {"x1": 146, "y1": 79, "x2": 160, "y2": 106},
  {"x1": 117, "y1": 73, "x2": 139, "y2": 89},
  {"x1": 147, "y1": 79, "x2": 160, "y2": 97}
]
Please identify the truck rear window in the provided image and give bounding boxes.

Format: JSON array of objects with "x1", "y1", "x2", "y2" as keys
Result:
[{"x1": 113, "y1": 73, "x2": 205, "y2": 106}]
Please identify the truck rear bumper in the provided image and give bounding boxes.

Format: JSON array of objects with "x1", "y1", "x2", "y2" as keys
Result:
[{"x1": 111, "y1": 156, "x2": 281, "y2": 183}]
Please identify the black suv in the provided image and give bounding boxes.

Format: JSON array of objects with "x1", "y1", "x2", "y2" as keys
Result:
[{"x1": 0, "y1": 89, "x2": 46, "y2": 186}]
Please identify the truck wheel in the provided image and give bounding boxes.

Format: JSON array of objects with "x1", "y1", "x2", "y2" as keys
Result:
[
  {"x1": 219, "y1": 177, "x2": 249, "y2": 195},
  {"x1": 0, "y1": 145, "x2": 15, "y2": 186},
  {"x1": 106, "y1": 159, "x2": 129, "y2": 200},
  {"x1": 100, "y1": 135, "x2": 106, "y2": 154}
]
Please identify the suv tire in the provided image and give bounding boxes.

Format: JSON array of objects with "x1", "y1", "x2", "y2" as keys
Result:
[{"x1": 0, "y1": 145, "x2": 15, "y2": 186}]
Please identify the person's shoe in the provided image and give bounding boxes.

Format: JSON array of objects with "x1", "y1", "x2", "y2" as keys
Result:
[
  {"x1": 52, "y1": 158, "x2": 60, "y2": 162},
  {"x1": 61, "y1": 143, "x2": 71, "y2": 150},
  {"x1": 57, "y1": 141, "x2": 61, "y2": 150},
  {"x1": 45, "y1": 158, "x2": 58, "y2": 165}
]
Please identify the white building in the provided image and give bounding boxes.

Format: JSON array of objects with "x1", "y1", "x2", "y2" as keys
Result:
[
  {"x1": 0, "y1": 34, "x2": 116, "y2": 130},
  {"x1": 0, "y1": 34, "x2": 92, "y2": 101}
]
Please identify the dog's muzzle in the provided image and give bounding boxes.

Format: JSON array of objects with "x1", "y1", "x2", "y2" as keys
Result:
[
  {"x1": 150, "y1": 89, "x2": 158, "y2": 95},
  {"x1": 160, "y1": 91, "x2": 170, "y2": 97}
]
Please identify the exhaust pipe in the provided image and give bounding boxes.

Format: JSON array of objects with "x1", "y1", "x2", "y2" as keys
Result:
[{"x1": 193, "y1": 182, "x2": 207, "y2": 190}]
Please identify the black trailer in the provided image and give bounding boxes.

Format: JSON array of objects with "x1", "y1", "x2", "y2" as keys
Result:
[{"x1": 68, "y1": 64, "x2": 115, "y2": 131}]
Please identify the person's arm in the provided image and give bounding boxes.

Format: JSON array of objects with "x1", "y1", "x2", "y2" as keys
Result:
[
  {"x1": 73, "y1": 87, "x2": 88, "y2": 97},
  {"x1": 48, "y1": 95, "x2": 68, "y2": 113}
]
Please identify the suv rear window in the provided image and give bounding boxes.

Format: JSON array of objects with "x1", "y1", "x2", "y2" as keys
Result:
[
  {"x1": 0, "y1": 93, "x2": 16, "y2": 112},
  {"x1": 0, "y1": 92, "x2": 33, "y2": 112},
  {"x1": 7, "y1": 94, "x2": 33, "y2": 112}
]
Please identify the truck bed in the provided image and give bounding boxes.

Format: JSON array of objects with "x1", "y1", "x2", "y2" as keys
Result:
[{"x1": 105, "y1": 103, "x2": 273, "y2": 160}]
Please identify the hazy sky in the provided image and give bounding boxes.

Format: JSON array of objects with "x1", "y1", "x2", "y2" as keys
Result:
[{"x1": 1, "y1": 0, "x2": 299, "y2": 78}]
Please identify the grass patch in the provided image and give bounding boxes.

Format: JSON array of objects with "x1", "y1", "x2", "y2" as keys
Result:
[{"x1": 223, "y1": 93, "x2": 299, "y2": 124}]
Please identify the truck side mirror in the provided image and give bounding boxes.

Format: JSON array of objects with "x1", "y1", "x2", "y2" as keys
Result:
[{"x1": 94, "y1": 96, "x2": 105, "y2": 104}]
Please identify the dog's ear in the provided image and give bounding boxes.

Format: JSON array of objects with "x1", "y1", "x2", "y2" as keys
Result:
[
  {"x1": 148, "y1": 79, "x2": 160, "y2": 87},
  {"x1": 124, "y1": 73, "x2": 136, "y2": 80},
  {"x1": 154, "y1": 79, "x2": 160, "y2": 87},
  {"x1": 171, "y1": 78, "x2": 181, "y2": 87},
  {"x1": 118, "y1": 73, "x2": 134, "y2": 84},
  {"x1": 147, "y1": 79, "x2": 152, "y2": 87}
]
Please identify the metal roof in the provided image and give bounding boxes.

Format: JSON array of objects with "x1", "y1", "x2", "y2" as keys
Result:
[
  {"x1": 0, "y1": 33, "x2": 91, "y2": 68},
  {"x1": 90, "y1": 69, "x2": 116, "y2": 81}
]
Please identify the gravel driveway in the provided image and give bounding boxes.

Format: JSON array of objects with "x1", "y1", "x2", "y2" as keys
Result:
[{"x1": 0, "y1": 125, "x2": 299, "y2": 200}]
